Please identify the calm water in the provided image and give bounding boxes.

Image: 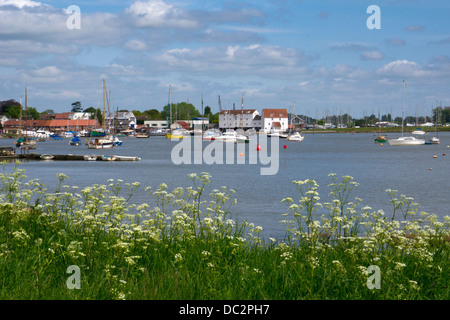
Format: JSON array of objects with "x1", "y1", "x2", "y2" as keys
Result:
[{"x1": 2, "y1": 132, "x2": 449, "y2": 238}]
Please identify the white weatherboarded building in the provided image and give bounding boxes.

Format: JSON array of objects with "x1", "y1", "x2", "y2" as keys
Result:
[
  {"x1": 219, "y1": 109, "x2": 260, "y2": 130},
  {"x1": 261, "y1": 109, "x2": 289, "y2": 133}
]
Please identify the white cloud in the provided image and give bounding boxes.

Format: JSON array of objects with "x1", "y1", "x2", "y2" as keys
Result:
[
  {"x1": 361, "y1": 51, "x2": 385, "y2": 61},
  {"x1": 125, "y1": 0, "x2": 198, "y2": 29},
  {"x1": 376, "y1": 60, "x2": 430, "y2": 77},
  {"x1": 0, "y1": 0, "x2": 41, "y2": 8},
  {"x1": 125, "y1": 39, "x2": 147, "y2": 51},
  {"x1": 404, "y1": 25, "x2": 424, "y2": 32},
  {"x1": 32, "y1": 66, "x2": 61, "y2": 77},
  {"x1": 385, "y1": 38, "x2": 406, "y2": 46},
  {"x1": 151, "y1": 44, "x2": 305, "y2": 77}
]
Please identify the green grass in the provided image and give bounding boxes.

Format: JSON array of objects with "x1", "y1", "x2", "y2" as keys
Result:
[{"x1": 0, "y1": 164, "x2": 448, "y2": 300}]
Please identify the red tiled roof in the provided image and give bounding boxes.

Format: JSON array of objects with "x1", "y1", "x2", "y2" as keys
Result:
[
  {"x1": 55, "y1": 112, "x2": 74, "y2": 120},
  {"x1": 177, "y1": 121, "x2": 190, "y2": 129},
  {"x1": 263, "y1": 109, "x2": 288, "y2": 118},
  {"x1": 3, "y1": 119, "x2": 20, "y2": 127},
  {"x1": 49, "y1": 119, "x2": 99, "y2": 127}
]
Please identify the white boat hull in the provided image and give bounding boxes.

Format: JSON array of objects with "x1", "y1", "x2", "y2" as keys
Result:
[
  {"x1": 388, "y1": 136, "x2": 425, "y2": 146},
  {"x1": 286, "y1": 133, "x2": 304, "y2": 142},
  {"x1": 84, "y1": 155, "x2": 98, "y2": 161}
]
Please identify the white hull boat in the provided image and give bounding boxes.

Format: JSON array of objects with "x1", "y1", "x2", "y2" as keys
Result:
[
  {"x1": 87, "y1": 137, "x2": 114, "y2": 149},
  {"x1": 286, "y1": 132, "x2": 304, "y2": 142},
  {"x1": 84, "y1": 155, "x2": 98, "y2": 161},
  {"x1": 388, "y1": 136, "x2": 425, "y2": 146},
  {"x1": 215, "y1": 131, "x2": 238, "y2": 143}
]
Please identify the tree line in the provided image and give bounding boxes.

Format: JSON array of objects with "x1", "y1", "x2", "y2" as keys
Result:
[{"x1": 1, "y1": 99, "x2": 449, "y2": 126}]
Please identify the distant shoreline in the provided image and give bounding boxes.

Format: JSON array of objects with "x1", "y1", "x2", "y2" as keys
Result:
[{"x1": 0, "y1": 126, "x2": 448, "y2": 139}]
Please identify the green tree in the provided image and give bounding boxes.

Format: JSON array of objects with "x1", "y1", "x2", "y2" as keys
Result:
[
  {"x1": 5, "y1": 105, "x2": 21, "y2": 119},
  {"x1": 71, "y1": 101, "x2": 83, "y2": 113},
  {"x1": 95, "y1": 108, "x2": 103, "y2": 125},
  {"x1": 163, "y1": 102, "x2": 201, "y2": 122},
  {"x1": 83, "y1": 107, "x2": 97, "y2": 119},
  {"x1": 42, "y1": 109, "x2": 55, "y2": 115}
]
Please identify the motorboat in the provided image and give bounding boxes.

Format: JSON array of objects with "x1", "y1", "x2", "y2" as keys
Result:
[
  {"x1": 87, "y1": 136, "x2": 114, "y2": 149},
  {"x1": 214, "y1": 131, "x2": 238, "y2": 143},
  {"x1": 202, "y1": 129, "x2": 221, "y2": 141},
  {"x1": 268, "y1": 130, "x2": 288, "y2": 138},
  {"x1": 69, "y1": 136, "x2": 82, "y2": 146},
  {"x1": 102, "y1": 155, "x2": 116, "y2": 161},
  {"x1": 411, "y1": 129, "x2": 426, "y2": 135},
  {"x1": 16, "y1": 137, "x2": 37, "y2": 149},
  {"x1": 166, "y1": 129, "x2": 190, "y2": 139},
  {"x1": 236, "y1": 135, "x2": 250, "y2": 143},
  {"x1": 286, "y1": 132, "x2": 304, "y2": 142},
  {"x1": 426, "y1": 136, "x2": 440, "y2": 145},
  {"x1": 40, "y1": 154, "x2": 54, "y2": 160},
  {"x1": 84, "y1": 155, "x2": 98, "y2": 161},
  {"x1": 113, "y1": 137, "x2": 123, "y2": 146},
  {"x1": 113, "y1": 155, "x2": 142, "y2": 161}
]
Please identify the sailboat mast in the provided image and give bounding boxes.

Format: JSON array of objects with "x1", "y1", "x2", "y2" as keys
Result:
[
  {"x1": 402, "y1": 80, "x2": 405, "y2": 136},
  {"x1": 25, "y1": 87, "x2": 28, "y2": 138},
  {"x1": 102, "y1": 79, "x2": 106, "y2": 132}
]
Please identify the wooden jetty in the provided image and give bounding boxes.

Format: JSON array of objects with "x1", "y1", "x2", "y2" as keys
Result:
[{"x1": 0, "y1": 150, "x2": 141, "y2": 162}]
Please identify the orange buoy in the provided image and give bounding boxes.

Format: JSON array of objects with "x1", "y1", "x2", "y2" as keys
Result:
[
  {"x1": 433, "y1": 155, "x2": 437, "y2": 158},
  {"x1": 240, "y1": 153, "x2": 244, "y2": 157}
]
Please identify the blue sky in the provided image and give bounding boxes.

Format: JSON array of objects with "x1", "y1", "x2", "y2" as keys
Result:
[{"x1": 1, "y1": 0, "x2": 450, "y2": 119}]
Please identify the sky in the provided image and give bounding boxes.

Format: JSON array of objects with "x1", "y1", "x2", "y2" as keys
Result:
[{"x1": 1, "y1": 0, "x2": 450, "y2": 119}]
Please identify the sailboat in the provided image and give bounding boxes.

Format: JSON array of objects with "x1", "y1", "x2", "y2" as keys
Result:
[
  {"x1": 87, "y1": 80, "x2": 114, "y2": 149},
  {"x1": 375, "y1": 111, "x2": 386, "y2": 143},
  {"x1": 286, "y1": 104, "x2": 305, "y2": 142},
  {"x1": 388, "y1": 81, "x2": 425, "y2": 146},
  {"x1": 426, "y1": 107, "x2": 440, "y2": 145},
  {"x1": 16, "y1": 87, "x2": 37, "y2": 149}
]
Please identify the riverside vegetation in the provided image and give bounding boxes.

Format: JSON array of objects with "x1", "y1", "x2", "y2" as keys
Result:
[{"x1": 0, "y1": 162, "x2": 448, "y2": 300}]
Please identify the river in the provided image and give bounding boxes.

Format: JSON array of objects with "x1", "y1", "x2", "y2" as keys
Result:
[{"x1": 2, "y1": 131, "x2": 449, "y2": 238}]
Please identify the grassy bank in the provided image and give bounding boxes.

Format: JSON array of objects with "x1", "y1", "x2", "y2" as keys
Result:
[{"x1": 0, "y1": 163, "x2": 448, "y2": 300}]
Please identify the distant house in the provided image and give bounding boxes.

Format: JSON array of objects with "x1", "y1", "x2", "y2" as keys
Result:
[
  {"x1": 288, "y1": 114, "x2": 305, "y2": 131},
  {"x1": 219, "y1": 109, "x2": 260, "y2": 131},
  {"x1": 170, "y1": 121, "x2": 190, "y2": 130},
  {"x1": 144, "y1": 120, "x2": 168, "y2": 130},
  {"x1": 105, "y1": 111, "x2": 137, "y2": 131},
  {"x1": 3, "y1": 119, "x2": 20, "y2": 134},
  {"x1": 252, "y1": 115, "x2": 262, "y2": 131},
  {"x1": 55, "y1": 112, "x2": 73, "y2": 120},
  {"x1": 23, "y1": 119, "x2": 100, "y2": 132},
  {"x1": 261, "y1": 109, "x2": 289, "y2": 133},
  {"x1": 0, "y1": 115, "x2": 9, "y2": 126},
  {"x1": 189, "y1": 117, "x2": 209, "y2": 129}
]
